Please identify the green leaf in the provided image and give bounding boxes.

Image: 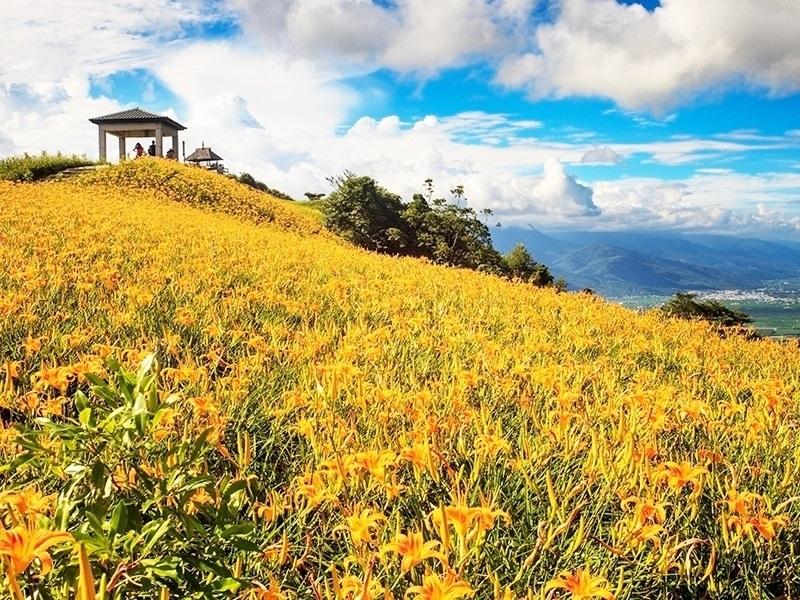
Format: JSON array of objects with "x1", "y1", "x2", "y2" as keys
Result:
[
  {"x1": 137, "y1": 353, "x2": 156, "y2": 380},
  {"x1": 110, "y1": 501, "x2": 128, "y2": 538},
  {"x1": 79, "y1": 407, "x2": 93, "y2": 426},
  {"x1": 218, "y1": 523, "x2": 254, "y2": 539},
  {"x1": 188, "y1": 429, "x2": 213, "y2": 461},
  {"x1": 140, "y1": 557, "x2": 179, "y2": 579},
  {"x1": 65, "y1": 464, "x2": 88, "y2": 476},
  {"x1": 141, "y1": 519, "x2": 172, "y2": 557},
  {"x1": 177, "y1": 512, "x2": 207, "y2": 538},
  {"x1": 188, "y1": 557, "x2": 231, "y2": 578},
  {"x1": 92, "y1": 385, "x2": 119, "y2": 405},
  {"x1": 75, "y1": 389, "x2": 91, "y2": 410},
  {"x1": 83, "y1": 373, "x2": 106, "y2": 387},
  {"x1": 175, "y1": 476, "x2": 215, "y2": 494},
  {"x1": 221, "y1": 478, "x2": 246, "y2": 497},
  {"x1": 85, "y1": 511, "x2": 106, "y2": 539},
  {"x1": 229, "y1": 537, "x2": 260, "y2": 552},
  {"x1": 90, "y1": 461, "x2": 106, "y2": 490},
  {"x1": 55, "y1": 496, "x2": 72, "y2": 531},
  {"x1": 212, "y1": 578, "x2": 242, "y2": 592}
]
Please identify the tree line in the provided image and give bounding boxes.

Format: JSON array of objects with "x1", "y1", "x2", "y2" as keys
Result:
[{"x1": 321, "y1": 172, "x2": 560, "y2": 287}]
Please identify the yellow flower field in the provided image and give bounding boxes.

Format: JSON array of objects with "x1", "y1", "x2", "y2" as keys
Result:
[{"x1": 1, "y1": 160, "x2": 799, "y2": 599}]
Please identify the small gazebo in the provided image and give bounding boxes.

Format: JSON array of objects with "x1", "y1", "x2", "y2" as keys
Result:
[
  {"x1": 185, "y1": 144, "x2": 224, "y2": 171},
  {"x1": 90, "y1": 107, "x2": 186, "y2": 162}
]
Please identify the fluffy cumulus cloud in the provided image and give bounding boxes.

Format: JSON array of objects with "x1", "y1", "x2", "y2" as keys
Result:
[
  {"x1": 2, "y1": 0, "x2": 227, "y2": 82},
  {"x1": 232, "y1": 0, "x2": 800, "y2": 111},
  {"x1": 228, "y1": 0, "x2": 537, "y2": 74},
  {"x1": 497, "y1": 0, "x2": 800, "y2": 112},
  {"x1": 532, "y1": 158, "x2": 599, "y2": 216},
  {"x1": 590, "y1": 170, "x2": 800, "y2": 234}
]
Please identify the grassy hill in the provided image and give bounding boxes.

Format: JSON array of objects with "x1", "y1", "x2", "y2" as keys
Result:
[{"x1": 1, "y1": 159, "x2": 799, "y2": 598}]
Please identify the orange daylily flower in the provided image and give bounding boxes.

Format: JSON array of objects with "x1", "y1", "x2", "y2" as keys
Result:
[
  {"x1": 337, "y1": 572, "x2": 386, "y2": 600},
  {"x1": 0, "y1": 487, "x2": 54, "y2": 519},
  {"x1": 432, "y1": 504, "x2": 475, "y2": 540},
  {"x1": 0, "y1": 523, "x2": 72, "y2": 576},
  {"x1": 725, "y1": 489, "x2": 760, "y2": 516},
  {"x1": 657, "y1": 461, "x2": 707, "y2": 493},
  {"x1": 544, "y1": 568, "x2": 615, "y2": 600},
  {"x1": 620, "y1": 496, "x2": 667, "y2": 525},
  {"x1": 340, "y1": 508, "x2": 385, "y2": 545},
  {"x1": 241, "y1": 578, "x2": 287, "y2": 600},
  {"x1": 407, "y1": 571, "x2": 474, "y2": 600},
  {"x1": 381, "y1": 531, "x2": 445, "y2": 572}
]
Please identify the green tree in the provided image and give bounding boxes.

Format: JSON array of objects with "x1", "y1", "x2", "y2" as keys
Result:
[
  {"x1": 322, "y1": 173, "x2": 410, "y2": 253},
  {"x1": 400, "y1": 187, "x2": 504, "y2": 273},
  {"x1": 661, "y1": 292, "x2": 752, "y2": 328},
  {"x1": 502, "y1": 243, "x2": 555, "y2": 287}
]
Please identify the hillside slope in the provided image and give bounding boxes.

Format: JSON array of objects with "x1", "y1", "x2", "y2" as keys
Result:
[
  {"x1": 1, "y1": 161, "x2": 799, "y2": 598},
  {"x1": 80, "y1": 158, "x2": 325, "y2": 234}
]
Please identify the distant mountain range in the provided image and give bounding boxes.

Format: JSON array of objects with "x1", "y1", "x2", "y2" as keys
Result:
[{"x1": 491, "y1": 227, "x2": 800, "y2": 296}]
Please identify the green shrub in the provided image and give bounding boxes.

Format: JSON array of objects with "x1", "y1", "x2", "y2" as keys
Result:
[
  {"x1": 502, "y1": 243, "x2": 555, "y2": 287},
  {"x1": 235, "y1": 172, "x2": 294, "y2": 201},
  {"x1": 0, "y1": 152, "x2": 95, "y2": 181},
  {"x1": 661, "y1": 292, "x2": 752, "y2": 327},
  {"x1": 5, "y1": 355, "x2": 265, "y2": 598}
]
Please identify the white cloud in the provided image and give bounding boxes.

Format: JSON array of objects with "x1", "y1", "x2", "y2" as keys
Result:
[
  {"x1": 496, "y1": 0, "x2": 800, "y2": 112},
  {"x1": 695, "y1": 168, "x2": 734, "y2": 175},
  {"x1": 348, "y1": 116, "x2": 403, "y2": 136},
  {"x1": 0, "y1": 132, "x2": 13, "y2": 155},
  {"x1": 1, "y1": 1, "x2": 227, "y2": 82},
  {"x1": 581, "y1": 146, "x2": 623, "y2": 164},
  {"x1": 229, "y1": 0, "x2": 535, "y2": 75},
  {"x1": 380, "y1": 0, "x2": 501, "y2": 73},
  {"x1": 0, "y1": 75, "x2": 126, "y2": 157},
  {"x1": 590, "y1": 170, "x2": 800, "y2": 234},
  {"x1": 532, "y1": 158, "x2": 599, "y2": 216},
  {"x1": 228, "y1": 0, "x2": 394, "y2": 66},
  {"x1": 614, "y1": 137, "x2": 788, "y2": 166}
]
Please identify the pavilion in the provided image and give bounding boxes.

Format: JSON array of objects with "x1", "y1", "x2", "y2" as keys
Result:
[
  {"x1": 89, "y1": 107, "x2": 186, "y2": 162},
  {"x1": 185, "y1": 144, "x2": 224, "y2": 171}
]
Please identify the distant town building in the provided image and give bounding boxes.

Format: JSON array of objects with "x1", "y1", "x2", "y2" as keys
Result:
[
  {"x1": 90, "y1": 107, "x2": 185, "y2": 162},
  {"x1": 185, "y1": 144, "x2": 224, "y2": 171}
]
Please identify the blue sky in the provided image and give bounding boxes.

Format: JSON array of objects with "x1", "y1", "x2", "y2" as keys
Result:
[
  {"x1": 342, "y1": 66, "x2": 800, "y2": 179},
  {"x1": 3, "y1": 0, "x2": 800, "y2": 235}
]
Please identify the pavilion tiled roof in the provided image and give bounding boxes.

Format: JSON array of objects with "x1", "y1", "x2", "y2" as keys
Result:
[
  {"x1": 185, "y1": 146, "x2": 224, "y2": 162},
  {"x1": 89, "y1": 107, "x2": 186, "y2": 130}
]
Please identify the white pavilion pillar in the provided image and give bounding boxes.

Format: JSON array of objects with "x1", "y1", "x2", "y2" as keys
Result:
[
  {"x1": 118, "y1": 135, "x2": 126, "y2": 162},
  {"x1": 98, "y1": 126, "x2": 107, "y2": 162},
  {"x1": 155, "y1": 126, "x2": 163, "y2": 157}
]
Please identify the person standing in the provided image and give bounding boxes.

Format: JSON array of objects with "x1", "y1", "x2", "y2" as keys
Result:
[
  {"x1": 148, "y1": 141, "x2": 156, "y2": 157},
  {"x1": 134, "y1": 143, "x2": 145, "y2": 158}
]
